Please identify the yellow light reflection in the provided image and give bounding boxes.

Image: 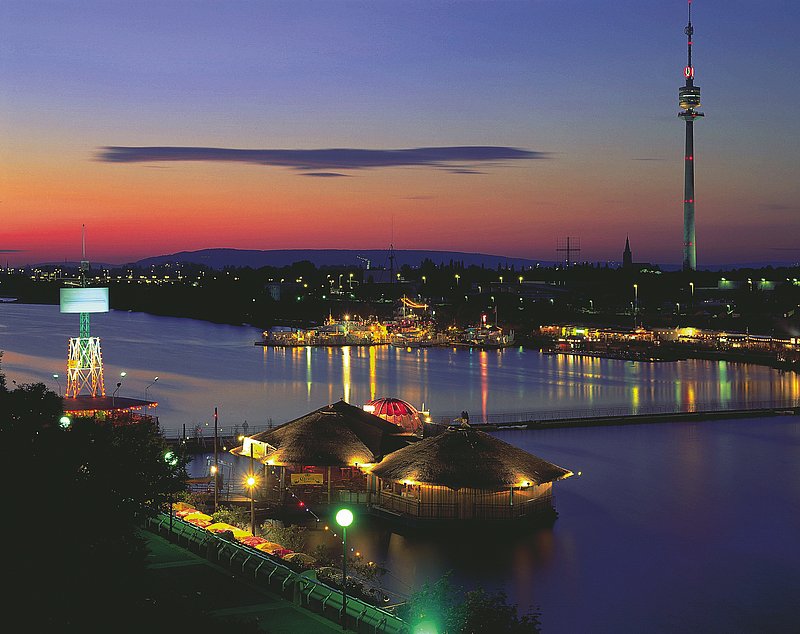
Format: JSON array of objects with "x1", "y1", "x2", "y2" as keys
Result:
[
  {"x1": 369, "y1": 345, "x2": 377, "y2": 401},
  {"x1": 342, "y1": 346, "x2": 351, "y2": 403}
]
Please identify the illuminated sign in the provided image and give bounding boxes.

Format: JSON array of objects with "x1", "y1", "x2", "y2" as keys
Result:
[
  {"x1": 59, "y1": 288, "x2": 109, "y2": 313},
  {"x1": 290, "y1": 473, "x2": 324, "y2": 485}
]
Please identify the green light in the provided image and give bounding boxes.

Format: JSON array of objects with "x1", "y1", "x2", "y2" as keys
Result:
[
  {"x1": 412, "y1": 621, "x2": 439, "y2": 634},
  {"x1": 164, "y1": 451, "x2": 178, "y2": 467},
  {"x1": 335, "y1": 508, "x2": 353, "y2": 527},
  {"x1": 59, "y1": 415, "x2": 71, "y2": 429}
]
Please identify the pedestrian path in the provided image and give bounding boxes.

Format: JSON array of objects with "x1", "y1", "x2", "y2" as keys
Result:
[{"x1": 142, "y1": 530, "x2": 347, "y2": 633}]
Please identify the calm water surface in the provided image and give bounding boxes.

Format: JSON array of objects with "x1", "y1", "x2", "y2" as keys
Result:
[
  {"x1": 2, "y1": 304, "x2": 798, "y2": 632},
  {"x1": 1, "y1": 304, "x2": 798, "y2": 436}
]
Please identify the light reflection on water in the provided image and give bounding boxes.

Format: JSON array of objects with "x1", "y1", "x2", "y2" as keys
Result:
[
  {"x1": 1, "y1": 303, "x2": 798, "y2": 435},
  {"x1": 193, "y1": 415, "x2": 800, "y2": 632},
  {"x1": 3, "y1": 304, "x2": 799, "y2": 630}
]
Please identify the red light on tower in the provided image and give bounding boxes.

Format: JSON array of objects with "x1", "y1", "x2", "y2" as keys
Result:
[{"x1": 684, "y1": 66, "x2": 694, "y2": 79}]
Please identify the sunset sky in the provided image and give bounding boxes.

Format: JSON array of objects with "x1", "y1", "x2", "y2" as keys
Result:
[{"x1": 2, "y1": 1, "x2": 798, "y2": 267}]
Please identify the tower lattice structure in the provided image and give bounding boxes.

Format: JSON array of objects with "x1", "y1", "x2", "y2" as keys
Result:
[
  {"x1": 679, "y1": 0, "x2": 704, "y2": 271},
  {"x1": 65, "y1": 227, "x2": 106, "y2": 398}
]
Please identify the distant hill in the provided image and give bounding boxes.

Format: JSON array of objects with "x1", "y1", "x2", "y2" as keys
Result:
[
  {"x1": 30, "y1": 249, "x2": 796, "y2": 272},
  {"x1": 133, "y1": 248, "x2": 549, "y2": 270}
]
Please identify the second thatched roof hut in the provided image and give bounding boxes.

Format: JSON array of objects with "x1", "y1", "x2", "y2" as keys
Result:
[{"x1": 367, "y1": 426, "x2": 572, "y2": 522}]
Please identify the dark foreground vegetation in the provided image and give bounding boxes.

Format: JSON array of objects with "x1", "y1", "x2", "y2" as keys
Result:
[{"x1": 0, "y1": 358, "x2": 261, "y2": 631}]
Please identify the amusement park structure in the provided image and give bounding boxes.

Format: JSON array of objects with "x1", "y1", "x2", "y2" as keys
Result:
[{"x1": 62, "y1": 226, "x2": 109, "y2": 398}]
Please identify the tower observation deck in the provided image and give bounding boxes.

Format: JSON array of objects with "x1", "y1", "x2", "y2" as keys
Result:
[{"x1": 679, "y1": 0, "x2": 704, "y2": 271}]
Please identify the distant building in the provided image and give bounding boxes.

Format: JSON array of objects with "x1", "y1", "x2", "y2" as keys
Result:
[
  {"x1": 620, "y1": 237, "x2": 657, "y2": 272},
  {"x1": 623, "y1": 237, "x2": 633, "y2": 269}
]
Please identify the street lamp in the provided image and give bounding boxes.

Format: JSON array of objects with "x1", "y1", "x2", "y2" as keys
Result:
[
  {"x1": 421, "y1": 275, "x2": 426, "y2": 284},
  {"x1": 633, "y1": 284, "x2": 639, "y2": 323},
  {"x1": 213, "y1": 406, "x2": 219, "y2": 512},
  {"x1": 164, "y1": 450, "x2": 178, "y2": 536},
  {"x1": 59, "y1": 415, "x2": 71, "y2": 429},
  {"x1": 112, "y1": 372, "x2": 126, "y2": 407},
  {"x1": 246, "y1": 474, "x2": 256, "y2": 536},
  {"x1": 454, "y1": 274, "x2": 460, "y2": 287},
  {"x1": 335, "y1": 508, "x2": 354, "y2": 630},
  {"x1": 248, "y1": 443, "x2": 257, "y2": 535},
  {"x1": 145, "y1": 376, "x2": 159, "y2": 401},
  {"x1": 52, "y1": 373, "x2": 61, "y2": 397}
]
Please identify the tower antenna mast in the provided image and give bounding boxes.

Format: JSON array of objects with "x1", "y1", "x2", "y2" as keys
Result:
[{"x1": 678, "y1": 0, "x2": 704, "y2": 271}]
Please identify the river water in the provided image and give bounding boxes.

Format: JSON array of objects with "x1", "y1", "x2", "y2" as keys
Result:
[{"x1": 1, "y1": 303, "x2": 798, "y2": 632}]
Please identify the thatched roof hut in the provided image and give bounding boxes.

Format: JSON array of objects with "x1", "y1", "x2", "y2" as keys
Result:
[
  {"x1": 370, "y1": 426, "x2": 571, "y2": 490},
  {"x1": 231, "y1": 399, "x2": 409, "y2": 467},
  {"x1": 366, "y1": 426, "x2": 570, "y2": 521}
]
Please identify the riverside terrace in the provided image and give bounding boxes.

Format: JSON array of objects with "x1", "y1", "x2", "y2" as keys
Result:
[{"x1": 142, "y1": 513, "x2": 404, "y2": 633}]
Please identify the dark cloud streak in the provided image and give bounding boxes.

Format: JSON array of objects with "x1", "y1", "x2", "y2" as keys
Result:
[{"x1": 98, "y1": 145, "x2": 548, "y2": 173}]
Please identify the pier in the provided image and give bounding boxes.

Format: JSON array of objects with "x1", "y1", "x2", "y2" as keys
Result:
[
  {"x1": 162, "y1": 400, "x2": 800, "y2": 455},
  {"x1": 468, "y1": 405, "x2": 800, "y2": 431}
]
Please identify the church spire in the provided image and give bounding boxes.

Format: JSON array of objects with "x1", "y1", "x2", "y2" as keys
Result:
[{"x1": 623, "y1": 236, "x2": 633, "y2": 269}]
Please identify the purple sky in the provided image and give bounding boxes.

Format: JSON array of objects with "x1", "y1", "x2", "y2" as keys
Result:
[{"x1": 1, "y1": 1, "x2": 798, "y2": 266}]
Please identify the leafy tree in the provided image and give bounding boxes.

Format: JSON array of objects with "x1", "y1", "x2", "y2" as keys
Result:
[
  {"x1": 310, "y1": 543, "x2": 337, "y2": 567},
  {"x1": 260, "y1": 520, "x2": 308, "y2": 551},
  {"x1": 212, "y1": 504, "x2": 250, "y2": 528},
  {"x1": 397, "y1": 573, "x2": 541, "y2": 634},
  {"x1": 461, "y1": 589, "x2": 541, "y2": 634},
  {"x1": 176, "y1": 489, "x2": 210, "y2": 511},
  {"x1": 1, "y1": 365, "x2": 188, "y2": 629},
  {"x1": 348, "y1": 552, "x2": 388, "y2": 583}
]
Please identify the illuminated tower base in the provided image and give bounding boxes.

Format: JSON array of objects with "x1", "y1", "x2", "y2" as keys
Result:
[
  {"x1": 62, "y1": 226, "x2": 109, "y2": 399},
  {"x1": 66, "y1": 335, "x2": 105, "y2": 398}
]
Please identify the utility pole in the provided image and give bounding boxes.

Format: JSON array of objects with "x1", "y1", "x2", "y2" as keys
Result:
[{"x1": 213, "y1": 406, "x2": 219, "y2": 512}]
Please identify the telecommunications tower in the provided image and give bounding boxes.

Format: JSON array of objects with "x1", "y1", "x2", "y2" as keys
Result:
[
  {"x1": 61, "y1": 225, "x2": 109, "y2": 398},
  {"x1": 679, "y1": 0, "x2": 704, "y2": 271}
]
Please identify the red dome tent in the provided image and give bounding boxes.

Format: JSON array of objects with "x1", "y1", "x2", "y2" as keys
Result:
[{"x1": 363, "y1": 397, "x2": 422, "y2": 434}]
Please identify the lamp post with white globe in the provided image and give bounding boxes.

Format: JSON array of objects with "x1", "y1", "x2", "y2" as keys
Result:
[{"x1": 335, "y1": 508, "x2": 354, "y2": 630}]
